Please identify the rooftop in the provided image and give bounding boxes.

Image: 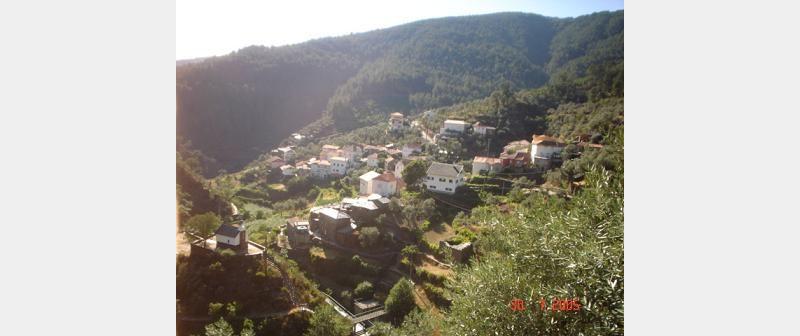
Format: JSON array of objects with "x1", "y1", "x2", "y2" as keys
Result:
[
  {"x1": 427, "y1": 162, "x2": 464, "y2": 177},
  {"x1": 532, "y1": 134, "x2": 565, "y2": 145},
  {"x1": 473, "y1": 156, "x2": 501, "y2": 164},
  {"x1": 317, "y1": 207, "x2": 351, "y2": 220},
  {"x1": 214, "y1": 224, "x2": 241, "y2": 238},
  {"x1": 322, "y1": 144, "x2": 340, "y2": 150},
  {"x1": 374, "y1": 172, "x2": 397, "y2": 182},
  {"x1": 451, "y1": 241, "x2": 472, "y2": 250},
  {"x1": 444, "y1": 119, "x2": 468, "y2": 125},
  {"x1": 359, "y1": 171, "x2": 381, "y2": 181},
  {"x1": 505, "y1": 140, "x2": 531, "y2": 148}
]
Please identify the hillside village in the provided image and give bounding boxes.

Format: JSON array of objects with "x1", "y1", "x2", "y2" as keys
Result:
[
  {"x1": 179, "y1": 107, "x2": 611, "y2": 335},
  {"x1": 175, "y1": 10, "x2": 623, "y2": 336}
]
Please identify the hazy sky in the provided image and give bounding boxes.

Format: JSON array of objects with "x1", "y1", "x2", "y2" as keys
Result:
[{"x1": 177, "y1": 0, "x2": 623, "y2": 60}]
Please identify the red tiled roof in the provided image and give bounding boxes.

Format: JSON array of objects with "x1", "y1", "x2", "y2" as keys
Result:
[
  {"x1": 473, "y1": 156, "x2": 501, "y2": 164},
  {"x1": 374, "y1": 172, "x2": 397, "y2": 182}
]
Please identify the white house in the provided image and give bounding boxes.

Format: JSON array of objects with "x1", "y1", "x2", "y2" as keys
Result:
[
  {"x1": 531, "y1": 134, "x2": 566, "y2": 167},
  {"x1": 402, "y1": 143, "x2": 423, "y2": 158},
  {"x1": 330, "y1": 156, "x2": 349, "y2": 176},
  {"x1": 371, "y1": 172, "x2": 398, "y2": 196},
  {"x1": 309, "y1": 158, "x2": 331, "y2": 179},
  {"x1": 366, "y1": 153, "x2": 380, "y2": 168},
  {"x1": 389, "y1": 112, "x2": 405, "y2": 131},
  {"x1": 277, "y1": 146, "x2": 295, "y2": 161},
  {"x1": 359, "y1": 171, "x2": 380, "y2": 195},
  {"x1": 215, "y1": 223, "x2": 246, "y2": 252},
  {"x1": 472, "y1": 156, "x2": 502, "y2": 175},
  {"x1": 440, "y1": 119, "x2": 468, "y2": 134},
  {"x1": 472, "y1": 122, "x2": 496, "y2": 136},
  {"x1": 280, "y1": 164, "x2": 296, "y2": 177},
  {"x1": 359, "y1": 171, "x2": 398, "y2": 196},
  {"x1": 424, "y1": 162, "x2": 465, "y2": 194}
]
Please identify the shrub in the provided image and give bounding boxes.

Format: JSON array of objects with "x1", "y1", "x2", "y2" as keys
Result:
[
  {"x1": 385, "y1": 278, "x2": 416, "y2": 326},
  {"x1": 306, "y1": 187, "x2": 320, "y2": 200},
  {"x1": 359, "y1": 227, "x2": 380, "y2": 248},
  {"x1": 354, "y1": 281, "x2": 375, "y2": 299},
  {"x1": 208, "y1": 302, "x2": 224, "y2": 316}
]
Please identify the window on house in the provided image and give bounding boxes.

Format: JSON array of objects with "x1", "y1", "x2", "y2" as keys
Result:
[
  {"x1": 449, "y1": 179, "x2": 453, "y2": 183},
  {"x1": 445, "y1": 188, "x2": 452, "y2": 191},
  {"x1": 430, "y1": 185, "x2": 436, "y2": 189}
]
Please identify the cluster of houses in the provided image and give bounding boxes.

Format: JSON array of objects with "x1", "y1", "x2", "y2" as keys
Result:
[
  {"x1": 434, "y1": 118, "x2": 496, "y2": 141},
  {"x1": 285, "y1": 194, "x2": 396, "y2": 250},
  {"x1": 471, "y1": 134, "x2": 569, "y2": 175}
]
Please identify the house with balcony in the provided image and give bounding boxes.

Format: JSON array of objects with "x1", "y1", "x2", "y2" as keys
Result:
[
  {"x1": 424, "y1": 162, "x2": 465, "y2": 194},
  {"x1": 531, "y1": 134, "x2": 566, "y2": 169}
]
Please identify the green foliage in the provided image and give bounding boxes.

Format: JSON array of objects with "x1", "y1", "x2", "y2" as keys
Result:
[
  {"x1": 177, "y1": 184, "x2": 193, "y2": 218},
  {"x1": 415, "y1": 267, "x2": 447, "y2": 286},
  {"x1": 402, "y1": 160, "x2": 429, "y2": 187},
  {"x1": 178, "y1": 11, "x2": 622, "y2": 173},
  {"x1": 208, "y1": 302, "x2": 224, "y2": 317},
  {"x1": 546, "y1": 98, "x2": 623, "y2": 139},
  {"x1": 339, "y1": 290, "x2": 353, "y2": 310},
  {"x1": 186, "y1": 212, "x2": 221, "y2": 237},
  {"x1": 304, "y1": 304, "x2": 351, "y2": 336},
  {"x1": 272, "y1": 198, "x2": 308, "y2": 212},
  {"x1": 354, "y1": 281, "x2": 375, "y2": 299},
  {"x1": 204, "y1": 317, "x2": 234, "y2": 336},
  {"x1": 286, "y1": 175, "x2": 311, "y2": 195},
  {"x1": 441, "y1": 152, "x2": 624, "y2": 334},
  {"x1": 240, "y1": 319, "x2": 255, "y2": 336},
  {"x1": 225, "y1": 301, "x2": 238, "y2": 318},
  {"x1": 370, "y1": 309, "x2": 442, "y2": 336},
  {"x1": 359, "y1": 227, "x2": 380, "y2": 248},
  {"x1": 401, "y1": 245, "x2": 420, "y2": 260},
  {"x1": 385, "y1": 278, "x2": 416, "y2": 325}
]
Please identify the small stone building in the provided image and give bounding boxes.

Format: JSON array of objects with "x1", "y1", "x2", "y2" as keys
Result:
[{"x1": 440, "y1": 241, "x2": 474, "y2": 263}]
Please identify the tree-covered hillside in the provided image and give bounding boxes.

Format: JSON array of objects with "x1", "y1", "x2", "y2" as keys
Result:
[{"x1": 177, "y1": 11, "x2": 623, "y2": 175}]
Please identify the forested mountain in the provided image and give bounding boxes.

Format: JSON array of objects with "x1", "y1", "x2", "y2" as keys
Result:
[{"x1": 177, "y1": 10, "x2": 623, "y2": 175}]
